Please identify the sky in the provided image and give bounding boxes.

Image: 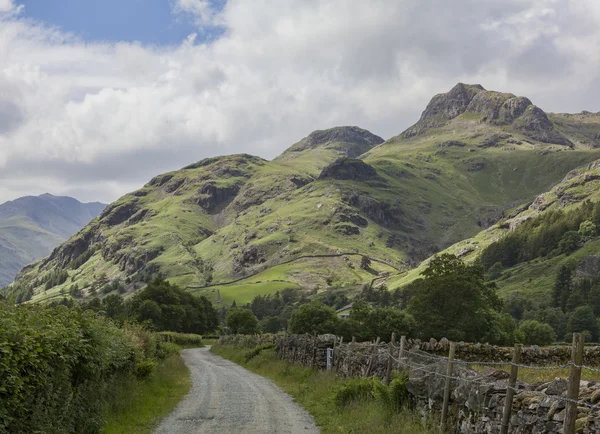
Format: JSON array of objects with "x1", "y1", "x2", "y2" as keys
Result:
[{"x1": 1, "y1": 0, "x2": 600, "y2": 204}]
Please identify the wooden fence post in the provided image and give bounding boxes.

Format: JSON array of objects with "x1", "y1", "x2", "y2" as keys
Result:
[
  {"x1": 385, "y1": 332, "x2": 397, "y2": 384},
  {"x1": 312, "y1": 333, "x2": 319, "y2": 368},
  {"x1": 500, "y1": 343, "x2": 521, "y2": 434},
  {"x1": 399, "y1": 335, "x2": 406, "y2": 360},
  {"x1": 563, "y1": 333, "x2": 584, "y2": 434},
  {"x1": 365, "y1": 337, "x2": 381, "y2": 377},
  {"x1": 440, "y1": 342, "x2": 456, "y2": 430}
]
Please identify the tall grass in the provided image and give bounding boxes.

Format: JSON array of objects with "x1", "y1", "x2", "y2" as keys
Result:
[
  {"x1": 211, "y1": 344, "x2": 434, "y2": 434},
  {"x1": 156, "y1": 331, "x2": 204, "y2": 346},
  {"x1": 102, "y1": 351, "x2": 191, "y2": 434}
]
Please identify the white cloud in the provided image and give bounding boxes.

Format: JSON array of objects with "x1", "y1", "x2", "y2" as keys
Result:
[
  {"x1": 171, "y1": 0, "x2": 223, "y2": 28},
  {"x1": 0, "y1": 0, "x2": 600, "y2": 204}
]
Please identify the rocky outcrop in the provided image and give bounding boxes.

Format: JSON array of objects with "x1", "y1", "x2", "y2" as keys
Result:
[
  {"x1": 282, "y1": 126, "x2": 384, "y2": 157},
  {"x1": 334, "y1": 223, "x2": 360, "y2": 236},
  {"x1": 195, "y1": 182, "x2": 241, "y2": 214},
  {"x1": 420, "y1": 83, "x2": 485, "y2": 121},
  {"x1": 516, "y1": 105, "x2": 574, "y2": 147},
  {"x1": 234, "y1": 245, "x2": 266, "y2": 272},
  {"x1": 101, "y1": 200, "x2": 140, "y2": 226},
  {"x1": 318, "y1": 158, "x2": 379, "y2": 181},
  {"x1": 576, "y1": 256, "x2": 600, "y2": 278}
]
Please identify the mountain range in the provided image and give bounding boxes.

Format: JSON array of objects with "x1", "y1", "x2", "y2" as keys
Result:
[
  {"x1": 0, "y1": 194, "x2": 106, "y2": 287},
  {"x1": 6, "y1": 83, "x2": 600, "y2": 307}
]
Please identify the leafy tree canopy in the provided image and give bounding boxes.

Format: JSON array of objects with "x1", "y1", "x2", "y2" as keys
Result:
[{"x1": 407, "y1": 254, "x2": 502, "y2": 342}]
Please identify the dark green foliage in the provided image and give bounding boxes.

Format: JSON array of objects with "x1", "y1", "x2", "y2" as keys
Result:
[
  {"x1": 518, "y1": 320, "x2": 556, "y2": 346},
  {"x1": 69, "y1": 248, "x2": 97, "y2": 270},
  {"x1": 101, "y1": 279, "x2": 125, "y2": 294},
  {"x1": 504, "y1": 292, "x2": 532, "y2": 320},
  {"x1": 334, "y1": 377, "x2": 376, "y2": 407},
  {"x1": 360, "y1": 255, "x2": 371, "y2": 270},
  {"x1": 243, "y1": 343, "x2": 275, "y2": 362},
  {"x1": 567, "y1": 305, "x2": 598, "y2": 340},
  {"x1": 558, "y1": 231, "x2": 581, "y2": 254},
  {"x1": 524, "y1": 307, "x2": 568, "y2": 340},
  {"x1": 407, "y1": 254, "x2": 502, "y2": 342},
  {"x1": 0, "y1": 301, "x2": 167, "y2": 434},
  {"x1": 487, "y1": 261, "x2": 504, "y2": 280},
  {"x1": 334, "y1": 374, "x2": 410, "y2": 412},
  {"x1": 43, "y1": 269, "x2": 69, "y2": 290},
  {"x1": 259, "y1": 316, "x2": 283, "y2": 333},
  {"x1": 340, "y1": 300, "x2": 415, "y2": 342},
  {"x1": 226, "y1": 308, "x2": 260, "y2": 334},
  {"x1": 288, "y1": 302, "x2": 339, "y2": 335},
  {"x1": 156, "y1": 331, "x2": 203, "y2": 346},
  {"x1": 130, "y1": 279, "x2": 218, "y2": 334},
  {"x1": 481, "y1": 201, "x2": 600, "y2": 270},
  {"x1": 552, "y1": 266, "x2": 573, "y2": 312}
]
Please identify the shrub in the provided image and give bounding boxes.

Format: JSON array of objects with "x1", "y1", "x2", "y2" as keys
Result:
[
  {"x1": 0, "y1": 301, "x2": 141, "y2": 433},
  {"x1": 334, "y1": 377, "x2": 375, "y2": 407},
  {"x1": 518, "y1": 320, "x2": 556, "y2": 346},
  {"x1": 226, "y1": 308, "x2": 260, "y2": 334},
  {"x1": 157, "y1": 331, "x2": 203, "y2": 346}
]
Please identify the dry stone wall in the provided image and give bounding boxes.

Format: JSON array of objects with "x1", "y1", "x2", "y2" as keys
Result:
[{"x1": 265, "y1": 334, "x2": 600, "y2": 434}]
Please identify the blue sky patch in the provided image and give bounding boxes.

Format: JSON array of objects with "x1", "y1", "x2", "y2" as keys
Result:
[{"x1": 18, "y1": 0, "x2": 225, "y2": 45}]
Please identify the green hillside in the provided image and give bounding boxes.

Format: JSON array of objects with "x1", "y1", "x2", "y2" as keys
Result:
[
  {"x1": 6, "y1": 84, "x2": 600, "y2": 306},
  {"x1": 390, "y1": 158, "x2": 600, "y2": 302}
]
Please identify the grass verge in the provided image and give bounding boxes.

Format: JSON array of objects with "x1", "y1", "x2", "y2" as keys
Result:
[
  {"x1": 101, "y1": 351, "x2": 192, "y2": 434},
  {"x1": 211, "y1": 343, "x2": 434, "y2": 434}
]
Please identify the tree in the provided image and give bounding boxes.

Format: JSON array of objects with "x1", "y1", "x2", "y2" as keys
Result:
[
  {"x1": 579, "y1": 220, "x2": 597, "y2": 242},
  {"x1": 558, "y1": 231, "x2": 581, "y2": 254},
  {"x1": 533, "y1": 307, "x2": 567, "y2": 339},
  {"x1": 259, "y1": 316, "x2": 282, "y2": 333},
  {"x1": 138, "y1": 300, "x2": 163, "y2": 324},
  {"x1": 226, "y1": 308, "x2": 259, "y2": 334},
  {"x1": 566, "y1": 289, "x2": 585, "y2": 312},
  {"x1": 487, "y1": 262, "x2": 504, "y2": 280},
  {"x1": 552, "y1": 266, "x2": 572, "y2": 312},
  {"x1": 588, "y1": 284, "x2": 600, "y2": 316},
  {"x1": 346, "y1": 301, "x2": 415, "y2": 342},
  {"x1": 131, "y1": 278, "x2": 218, "y2": 334},
  {"x1": 360, "y1": 256, "x2": 371, "y2": 270},
  {"x1": 407, "y1": 254, "x2": 502, "y2": 342},
  {"x1": 518, "y1": 320, "x2": 556, "y2": 346},
  {"x1": 288, "y1": 302, "x2": 338, "y2": 335},
  {"x1": 567, "y1": 305, "x2": 598, "y2": 341}
]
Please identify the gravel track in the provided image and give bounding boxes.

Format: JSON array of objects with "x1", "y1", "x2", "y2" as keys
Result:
[{"x1": 153, "y1": 347, "x2": 319, "y2": 434}]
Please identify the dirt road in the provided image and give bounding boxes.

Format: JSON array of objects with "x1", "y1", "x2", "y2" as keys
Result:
[{"x1": 153, "y1": 347, "x2": 319, "y2": 434}]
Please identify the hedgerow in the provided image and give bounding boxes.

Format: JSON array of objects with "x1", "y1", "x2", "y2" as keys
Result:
[{"x1": 0, "y1": 301, "x2": 165, "y2": 433}]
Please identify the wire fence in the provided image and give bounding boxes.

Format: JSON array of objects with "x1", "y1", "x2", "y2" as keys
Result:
[{"x1": 382, "y1": 333, "x2": 596, "y2": 433}]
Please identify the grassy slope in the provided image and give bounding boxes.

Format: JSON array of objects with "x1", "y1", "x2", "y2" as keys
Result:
[
  {"x1": 102, "y1": 351, "x2": 192, "y2": 434},
  {"x1": 390, "y1": 157, "x2": 600, "y2": 303},
  {"x1": 210, "y1": 344, "x2": 433, "y2": 434}
]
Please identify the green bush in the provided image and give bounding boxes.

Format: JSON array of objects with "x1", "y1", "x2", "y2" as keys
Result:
[
  {"x1": 0, "y1": 301, "x2": 161, "y2": 433},
  {"x1": 518, "y1": 320, "x2": 556, "y2": 346},
  {"x1": 157, "y1": 331, "x2": 204, "y2": 346},
  {"x1": 243, "y1": 343, "x2": 275, "y2": 363},
  {"x1": 334, "y1": 377, "x2": 375, "y2": 407}
]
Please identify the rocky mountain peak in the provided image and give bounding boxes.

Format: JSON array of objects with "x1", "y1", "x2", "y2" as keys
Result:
[
  {"x1": 280, "y1": 126, "x2": 384, "y2": 158},
  {"x1": 401, "y1": 83, "x2": 572, "y2": 146},
  {"x1": 420, "y1": 83, "x2": 485, "y2": 121}
]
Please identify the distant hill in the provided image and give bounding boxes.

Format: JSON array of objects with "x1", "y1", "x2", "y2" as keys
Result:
[
  {"x1": 0, "y1": 194, "x2": 106, "y2": 286},
  {"x1": 7, "y1": 84, "x2": 600, "y2": 305}
]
